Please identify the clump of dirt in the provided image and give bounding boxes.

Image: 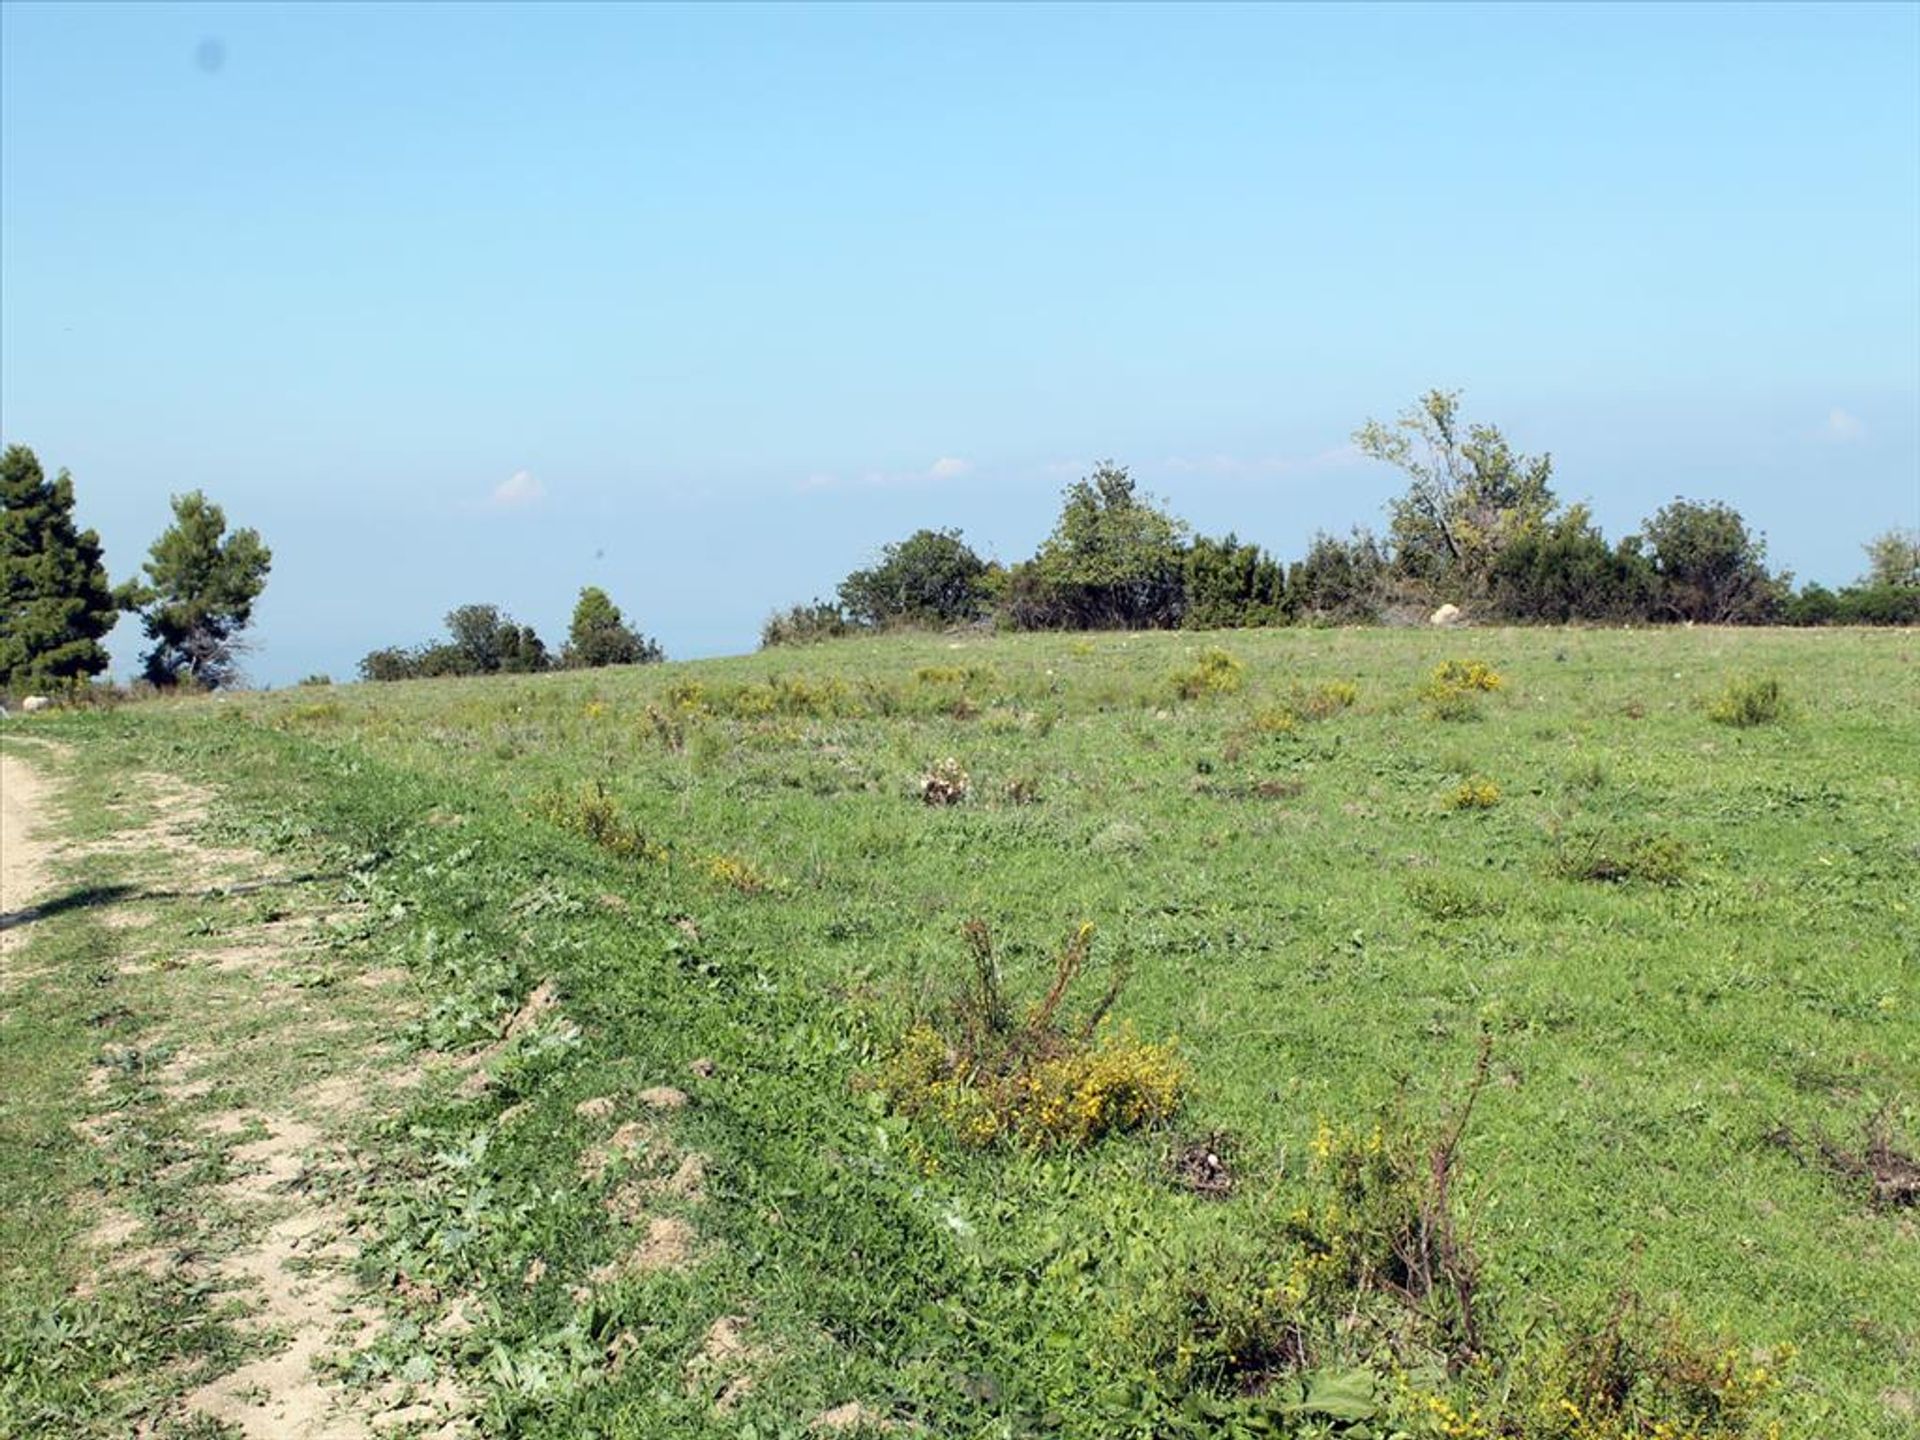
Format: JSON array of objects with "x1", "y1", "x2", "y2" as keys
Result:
[
  {"x1": 812, "y1": 1400, "x2": 894, "y2": 1432},
  {"x1": 502, "y1": 979, "x2": 559, "y2": 1039},
  {"x1": 685, "y1": 1314, "x2": 763, "y2": 1411},
  {"x1": 607, "y1": 1152, "x2": 709, "y2": 1221},
  {"x1": 574, "y1": 1094, "x2": 619, "y2": 1120},
  {"x1": 1169, "y1": 1131, "x2": 1235, "y2": 1198},
  {"x1": 1769, "y1": 1113, "x2": 1919, "y2": 1211},
  {"x1": 581, "y1": 1119, "x2": 655, "y2": 1180},
  {"x1": 591, "y1": 1215, "x2": 699, "y2": 1282},
  {"x1": 638, "y1": 1084, "x2": 689, "y2": 1109}
]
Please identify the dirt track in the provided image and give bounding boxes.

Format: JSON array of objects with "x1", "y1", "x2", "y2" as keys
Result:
[
  {"x1": 2, "y1": 745, "x2": 472, "y2": 1437},
  {"x1": 1, "y1": 750, "x2": 56, "y2": 948}
]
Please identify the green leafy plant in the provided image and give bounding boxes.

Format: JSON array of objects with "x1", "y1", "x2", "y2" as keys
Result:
[
  {"x1": 1171, "y1": 647, "x2": 1246, "y2": 700},
  {"x1": 1706, "y1": 674, "x2": 1788, "y2": 728},
  {"x1": 1551, "y1": 829, "x2": 1689, "y2": 885}
]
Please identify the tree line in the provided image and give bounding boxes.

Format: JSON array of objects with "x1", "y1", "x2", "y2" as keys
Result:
[
  {"x1": 7, "y1": 387, "x2": 1916, "y2": 697},
  {"x1": 762, "y1": 389, "x2": 1920, "y2": 645},
  {"x1": 1, "y1": 444, "x2": 272, "y2": 695},
  {"x1": 357, "y1": 590, "x2": 662, "y2": 682}
]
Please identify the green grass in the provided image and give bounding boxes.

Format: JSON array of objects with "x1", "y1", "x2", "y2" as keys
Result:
[{"x1": 6, "y1": 626, "x2": 1917, "y2": 1437}]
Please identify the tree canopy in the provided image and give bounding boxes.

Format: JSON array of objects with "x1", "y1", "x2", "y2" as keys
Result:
[
  {"x1": 837, "y1": 528, "x2": 991, "y2": 629},
  {"x1": 125, "y1": 490, "x2": 271, "y2": 688},
  {"x1": 0, "y1": 445, "x2": 122, "y2": 692},
  {"x1": 1638, "y1": 499, "x2": 1785, "y2": 624},
  {"x1": 564, "y1": 586, "x2": 662, "y2": 668},
  {"x1": 1013, "y1": 464, "x2": 1190, "y2": 629},
  {"x1": 1355, "y1": 389, "x2": 1557, "y2": 597}
]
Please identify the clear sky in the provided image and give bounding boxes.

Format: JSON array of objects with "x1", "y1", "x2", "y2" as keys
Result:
[{"x1": 4, "y1": 2, "x2": 1917, "y2": 685}]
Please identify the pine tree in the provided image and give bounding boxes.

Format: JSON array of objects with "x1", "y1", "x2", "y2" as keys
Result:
[
  {"x1": 563, "y1": 586, "x2": 661, "y2": 668},
  {"x1": 0, "y1": 445, "x2": 122, "y2": 692},
  {"x1": 126, "y1": 491, "x2": 272, "y2": 688}
]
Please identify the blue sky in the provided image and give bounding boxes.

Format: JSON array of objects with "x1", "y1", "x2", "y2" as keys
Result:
[{"x1": 3, "y1": 1, "x2": 1916, "y2": 684}]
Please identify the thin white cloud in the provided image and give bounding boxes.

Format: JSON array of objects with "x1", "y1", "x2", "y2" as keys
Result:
[
  {"x1": 1161, "y1": 445, "x2": 1362, "y2": 479},
  {"x1": 1825, "y1": 408, "x2": 1865, "y2": 442},
  {"x1": 488, "y1": 469, "x2": 546, "y2": 508},
  {"x1": 795, "y1": 457, "x2": 973, "y2": 492}
]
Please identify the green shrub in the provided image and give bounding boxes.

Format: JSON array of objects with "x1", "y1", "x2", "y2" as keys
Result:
[
  {"x1": 1707, "y1": 674, "x2": 1788, "y2": 728},
  {"x1": 870, "y1": 922, "x2": 1182, "y2": 1149},
  {"x1": 1552, "y1": 830, "x2": 1689, "y2": 885},
  {"x1": 1448, "y1": 777, "x2": 1501, "y2": 810},
  {"x1": 1171, "y1": 647, "x2": 1246, "y2": 700},
  {"x1": 760, "y1": 599, "x2": 853, "y2": 648}
]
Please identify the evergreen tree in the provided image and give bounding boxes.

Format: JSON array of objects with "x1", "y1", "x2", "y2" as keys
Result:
[
  {"x1": 563, "y1": 586, "x2": 662, "y2": 667},
  {"x1": 0, "y1": 445, "x2": 121, "y2": 692},
  {"x1": 125, "y1": 491, "x2": 272, "y2": 688}
]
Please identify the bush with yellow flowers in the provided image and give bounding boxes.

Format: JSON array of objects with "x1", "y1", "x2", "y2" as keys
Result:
[
  {"x1": 1171, "y1": 647, "x2": 1246, "y2": 700},
  {"x1": 1421, "y1": 659, "x2": 1506, "y2": 721},
  {"x1": 870, "y1": 921, "x2": 1182, "y2": 1150},
  {"x1": 1448, "y1": 777, "x2": 1502, "y2": 810}
]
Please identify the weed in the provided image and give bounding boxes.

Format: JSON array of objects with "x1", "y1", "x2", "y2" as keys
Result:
[
  {"x1": 1707, "y1": 674, "x2": 1789, "y2": 728},
  {"x1": 1407, "y1": 876, "x2": 1506, "y2": 921},
  {"x1": 703, "y1": 851, "x2": 775, "y2": 895},
  {"x1": 1172, "y1": 647, "x2": 1246, "y2": 700},
  {"x1": 1421, "y1": 659, "x2": 1505, "y2": 722},
  {"x1": 530, "y1": 782, "x2": 668, "y2": 864},
  {"x1": 1251, "y1": 680, "x2": 1358, "y2": 734},
  {"x1": 920, "y1": 756, "x2": 970, "y2": 805},
  {"x1": 1299, "y1": 679, "x2": 1360, "y2": 720},
  {"x1": 1566, "y1": 759, "x2": 1608, "y2": 791},
  {"x1": 1448, "y1": 777, "x2": 1502, "y2": 810},
  {"x1": 1551, "y1": 829, "x2": 1689, "y2": 885},
  {"x1": 872, "y1": 922, "x2": 1181, "y2": 1148},
  {"x1": 1253, "y1": 705, "x2": 1299, "y2": 734},
  {"x1": 1509, "y1": 1292, "x2": 1792, "y2": 1440},
  {"x1": 1000, "y1": 775, "x2": 1043, "y2": 806},
  {"x1": 1429, "y1": 660, "x2": 1506, "y2": 693}
]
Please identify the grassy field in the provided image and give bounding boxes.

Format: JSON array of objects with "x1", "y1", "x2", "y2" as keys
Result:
[{"x1": 3, "y1": 626, "x2": 1916, "y2": 1438}]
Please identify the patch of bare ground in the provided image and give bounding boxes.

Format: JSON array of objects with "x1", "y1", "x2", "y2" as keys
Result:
[
  {"x1": 685, "y1": 1314, "x2": 764, "y2": 1412},
  {"x1": 812, "y1": 1400, "x2": 896, "y2": 1432},
  {"x1": 182, "y1": 1114, "x2": 379, "y2": 1440},
  {"x1": 1, "y1": 745, "x2": 71, "y2": 959},
  {"x1": 590, "y1": 1214, "x2": 701, "y2": 1283},
  {"x1": 1769, "y1": 1112, "x2": 1920, "y2": 1211}
]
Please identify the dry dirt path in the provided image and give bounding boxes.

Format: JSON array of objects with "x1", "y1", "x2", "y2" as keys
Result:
[
  {"x1": 1, "y1": 748, "x2": 60, "y2": 951},
  {"x1": 2, "y1": 745, "x2": 471, "y2": 1439}
]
